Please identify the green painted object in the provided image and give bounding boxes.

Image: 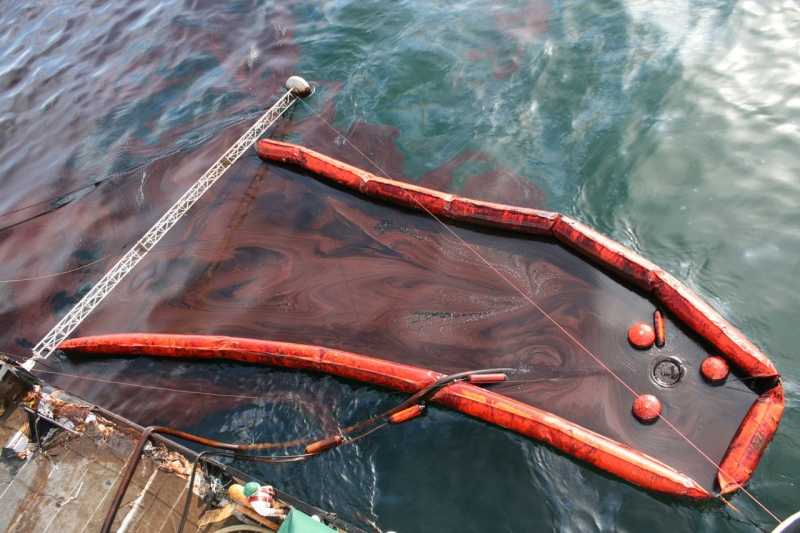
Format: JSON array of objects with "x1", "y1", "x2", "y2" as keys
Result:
[
  {"x1": 243, "y1": 482, "x2": 260, "y2": 498},
  {"x1": 277, "y1": 508, "x2": 333, "y2": 533}
]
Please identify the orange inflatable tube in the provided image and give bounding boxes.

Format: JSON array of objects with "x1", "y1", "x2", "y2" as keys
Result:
[
  {"x1": 254, "y1": 139, "x2": 779, "y2": 379},
  {"x1": 59, "y1": 333, "x2": 711, "y2": 499},
  {"x1": 717, "y1": 384, "x2": 784, "y2": 494}
]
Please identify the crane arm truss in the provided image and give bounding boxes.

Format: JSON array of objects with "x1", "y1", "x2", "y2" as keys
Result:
[{"x1": 27, "y1": 89, "x2": 299, "y2": 366}]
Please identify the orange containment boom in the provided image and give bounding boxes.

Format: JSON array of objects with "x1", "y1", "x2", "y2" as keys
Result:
[
  {"x1": 254, "y1": 139, "x2": 778, "y2": 380},
  {"x1": 55, "y1": 141, "x2": 785, "y2": 499},
  {"x1": 718, "y1": 385, "x2": 784, "y2": 494},
  {"x1": 59, "y1": 333, "x2": 712, "y2": 498}
]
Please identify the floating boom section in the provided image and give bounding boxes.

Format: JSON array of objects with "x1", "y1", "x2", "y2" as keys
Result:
[
  {"x1": 254, "y1": 139, "x2": 778, "y2": 380},
  {"x1": 55, "y1": 139, "x2": 784, "y2": 499},
  {"x1": 249, "y1": 138, "x2": 784, "y2": 495},
  {"x1": 717, "y1": 385, "x2": 784, "y2": 494},
  {"x1": 59, "y1": 333, "x2": 711, "y2": 499}
]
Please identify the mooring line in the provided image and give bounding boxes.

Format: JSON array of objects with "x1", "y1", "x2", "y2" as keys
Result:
[
  {"x1": 296, "y1": 98, "x2": 783, "y2": 524},
  {"x1": 0, "y1": 104, "x2": 277, "y2": 228},
  {"x1": 30, "y1": 368, "x2": 269, "y2": 401},
  {"x1": 0, "y1": 247, "x2": 123, "y2": 283},
  {"x1": 3, "y1": 351, "x2": 269, "y2": 401}
]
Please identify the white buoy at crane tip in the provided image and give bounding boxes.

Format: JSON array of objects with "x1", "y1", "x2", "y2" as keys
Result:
[{"x1": 286, "y1": 76, "x2": 312, "y2": 97}]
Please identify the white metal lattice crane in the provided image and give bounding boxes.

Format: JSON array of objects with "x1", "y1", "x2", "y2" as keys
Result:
[{"x1": 25, "y1": 76, "x2": 313, "y2": 369}]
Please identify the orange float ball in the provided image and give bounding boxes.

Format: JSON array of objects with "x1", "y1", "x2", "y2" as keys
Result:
[
  {"x1": 632, "y1": 394, "x2": 662, "y2": 424},
  {"x1": 701, "y1": 356, "x2": 730, "y2": 384},
  {"x1": 628, "y1": 322, "x2": 656, "y2": 349}
]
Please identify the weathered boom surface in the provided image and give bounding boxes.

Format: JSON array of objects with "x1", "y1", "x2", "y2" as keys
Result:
[{"x1": 60, "y1": 138, "x2": 783, "y2": 498}]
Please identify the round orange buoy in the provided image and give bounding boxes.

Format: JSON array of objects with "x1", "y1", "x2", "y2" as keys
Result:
[
  {"x1": 632, "y1": 394, "x2": 662, "y2": 424},
  {"x1": 701, "y1": 356, "x2": 730, "y2": 384},
  {"x1": 628, "y1": 322, "x2": 656, "y2": 349}
]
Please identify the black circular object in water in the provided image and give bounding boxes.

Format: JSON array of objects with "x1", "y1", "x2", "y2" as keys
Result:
[{"x1": 652, "y1": 357, "x2": 684, "y2": 387}]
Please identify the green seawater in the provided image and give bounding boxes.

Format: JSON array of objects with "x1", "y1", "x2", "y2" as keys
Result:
[
  {"x1": 289, "y1": 4, "x2": 800, "y2": 527},
  {"x1": 0, "y1": 0, "x2": 798, "y2": 531}
]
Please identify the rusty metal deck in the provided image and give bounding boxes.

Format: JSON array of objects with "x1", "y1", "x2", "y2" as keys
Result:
[
  {"x1": 0, "y1": 399, "x2": 225, "y2": 532},
  {"x1": 0, "y1": 361, "x2": 363, "y2": 533}
]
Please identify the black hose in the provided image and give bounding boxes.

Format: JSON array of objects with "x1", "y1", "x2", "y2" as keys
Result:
[{"x1": 100, "y1": 367, "x2": 509, "y2": 533}]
